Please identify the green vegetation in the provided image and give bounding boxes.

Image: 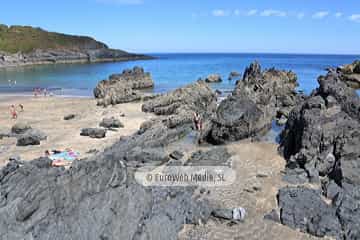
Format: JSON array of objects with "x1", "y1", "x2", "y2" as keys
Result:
[{"x1": 0, "y1": 24, "x2": 108, "y2": 53}]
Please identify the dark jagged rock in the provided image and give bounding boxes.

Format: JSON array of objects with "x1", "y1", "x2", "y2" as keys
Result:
[
  {"x1": 94, "y1": 66, "x2": 153, "y2": 107},
  {"x1": 80, "y1": 128, "x2": 106, "y2": 138},
  {"x1": 16, "y1": 129, "x2": 47, "y2": 146},
  {"x1": 278, "y1": 187, "x2": 342, "y2": 239},
  {"x1": 202, "y1": 61, "x2": 300, "y2": 144},
  {"x1": 0, "y1": 155, "x2": 211, "y2": 239},
  {"x1": 205, "y1": 74, "x2": 222, "y2": 83},
  {"x1": 205, "y1": 95, "x2": 269, "y2": 144},
  {"x1": 279, "y1": 70, "x2": 360, "y2": 185},
  {"x1": 277, "y1": 66, "x2": 360, "y2": 239},
  {"x1": 63, "y1": 114, "x2": 76, "y2": 120},
  {"x1": 99, "y1": 117, "x2": 124, "y2": 129}
]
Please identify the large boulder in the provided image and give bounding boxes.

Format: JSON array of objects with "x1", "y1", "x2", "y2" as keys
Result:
[
  {"x1": 80, "y1": 128, "x2": 107, "y2": 138},
  {"x1": 142, "y1": 80, "x2": 217, "y2": 130},
  {"x1": 16, "y1": 129, "x2": 47, "y2": 146},
  {"x1": 202, "y1": 61, "x2": 301, "y2": 144},
  {"x1": 205, "y1": 95, "x2": 269, "y2": 144},
  {"x1": 94, "y1": 66, "x2": 153, "y2": 107},
  {"x1": 205, "y1": 74, "x2": 222, "y2": 83}
]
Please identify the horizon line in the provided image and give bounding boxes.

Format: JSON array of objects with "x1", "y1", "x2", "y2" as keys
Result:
[{"x1": 134, "y1": 51, "x2": 360, "y2": 56}]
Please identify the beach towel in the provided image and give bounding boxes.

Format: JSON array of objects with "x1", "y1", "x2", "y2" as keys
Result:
[
  {"x1": 50, "y1": 150, "x2": 79, "y2": 167},
  {"x1": 49, "y1": 151, "x2": 79, "y2": 161}
]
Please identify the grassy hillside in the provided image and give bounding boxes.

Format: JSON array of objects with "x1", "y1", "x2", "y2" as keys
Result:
[{"x1": 0, "y1": 24, "x2": 110, "y2": 54}]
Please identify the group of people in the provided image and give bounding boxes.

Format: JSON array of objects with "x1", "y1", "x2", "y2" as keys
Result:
[
  {"x1": 9, "y1": 104, "x2": 24, "y2": 119},
  {"x1": 33, "y1": 87, "x2": 48, "y2": 97}
]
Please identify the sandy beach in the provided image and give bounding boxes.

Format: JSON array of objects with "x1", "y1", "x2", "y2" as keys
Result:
[{"x1": 0, "y1": 95, "x2": 154, "y2": 165}]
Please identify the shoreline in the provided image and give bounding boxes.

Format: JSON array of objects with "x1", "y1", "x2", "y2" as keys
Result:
[
  {"x1": 0, "y1": 95, "x2": 154, "y2": 165},
  {"x1": 0, "y1": 55, "x2": 155, "y2": 69}
]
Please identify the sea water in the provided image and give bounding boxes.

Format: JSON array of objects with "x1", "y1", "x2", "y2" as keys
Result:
[{"x1": 0, "y1": 53, "x2": 359, "y2": 97}]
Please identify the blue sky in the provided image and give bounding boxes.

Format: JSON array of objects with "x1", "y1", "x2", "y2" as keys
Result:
[{"x1": 1, "y1": 0, "x2": 360, "y2": 54}]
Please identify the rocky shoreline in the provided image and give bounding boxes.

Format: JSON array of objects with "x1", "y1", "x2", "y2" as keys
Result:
[
  {"x1": 0, "y1": 60, "x2": 359, "y2": 239},
  {"x1": 0, "y1": 48, "x2": 154, "y2": 68}
]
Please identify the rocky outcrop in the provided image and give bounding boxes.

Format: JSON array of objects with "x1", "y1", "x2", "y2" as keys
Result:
[
  {"x1": 0, "y1": 49, "x2": 152, "y2": 68},
  {"x1": 205, "y1": 74, "x2": 222, "y2": 83},
  {"x1": 108, "y1": 66, "x2": 154, "y2": 89},
  {"x1": 142, "y1": 80, "x2": 217, "y2": 130},
  {"x1": 276, "y1": 67, "x2": 360, "y2": 239},
  {"x1": 202, "y1": 61, "x2": 301, "y2": 144},
  {"x1": 0, "y1": 25, "x2": 153, "y2": 68},
  {"x1": 279, "y1": 69, "x2": 360, "y2": 185},
  {"x1": 94, "y1": 66, "x2": 153, "y2": 107},
  {"x1": 0, "y1": 156, "x2": 211, "y2": 239},
  {"x1": 337, "y1": 60, "x2": 360, "y2": 89}
]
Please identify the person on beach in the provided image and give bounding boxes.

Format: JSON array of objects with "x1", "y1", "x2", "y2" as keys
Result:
[
  {"x1": 18, "y1": 104, "x2": 24, "y2": 112},
  {"x1": 193, "y1": 112, "x2": 202, "y2": 131},
  {"x1": 9, "y1": 105, "x2": 17, "y2": 119}
]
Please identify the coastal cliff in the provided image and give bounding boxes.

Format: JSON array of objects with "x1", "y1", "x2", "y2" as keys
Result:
[{"x1": 0, "y1": 24, "x2": 153, "y2": 68}]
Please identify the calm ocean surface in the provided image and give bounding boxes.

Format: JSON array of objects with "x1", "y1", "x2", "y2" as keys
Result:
[{"x1": 0, "y1": 53, "x2": 359, "y2": 97}]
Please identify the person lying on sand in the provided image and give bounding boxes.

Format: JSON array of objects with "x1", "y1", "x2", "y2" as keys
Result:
[{"x1": 45, "y1": 149, "x2": 79, "y2": 167}]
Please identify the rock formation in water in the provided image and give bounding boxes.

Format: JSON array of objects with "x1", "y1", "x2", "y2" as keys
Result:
[
  {"x1": 276, "y1": 68, "x2": 360, "y2": 239},
  {"x1": 94, "y1": 66, "x2": 154, "y2": 107},
  {"x1": 205, "y1": 74, "x2": 222, "y2": 83},
  {"x1": 0, "y1": 24, "x2": 153, "y2": 68},
  {"x1": 202, "y1": 61, "x2": 302, "y2": 144}
]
